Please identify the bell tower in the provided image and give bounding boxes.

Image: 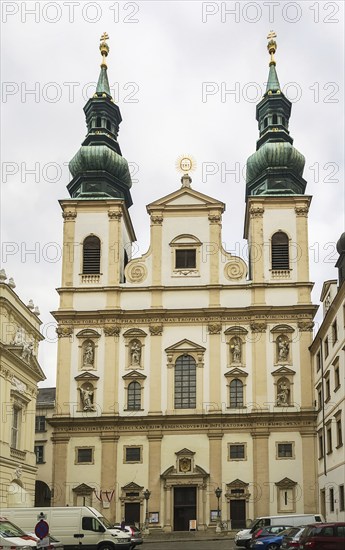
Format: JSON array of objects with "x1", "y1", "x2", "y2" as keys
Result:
[{"x1": 244, "y1": 32, "x2": 312, "y2": 304}]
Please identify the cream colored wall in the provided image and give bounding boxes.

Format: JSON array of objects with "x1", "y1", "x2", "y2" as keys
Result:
[
  {"x1": 73, "y1": 292, "x2": 107, "y2": 310},
  {"x1": 160, "y1": 434, "x2": 209, "y2": 473}
]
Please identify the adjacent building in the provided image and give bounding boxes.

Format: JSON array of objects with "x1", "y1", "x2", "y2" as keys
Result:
[
  {"x1": 50, "y1": 34, "x2": 319, "y2": 530},
  {"x1": 310, "y1": 235, "x2": 345, "y2": 521},
  {"x1": 34, "y1": 387, "x2": 56, "y2": 506},
  {"x1": 0, "y1": 272, "x2": 45, "y2": 507}
]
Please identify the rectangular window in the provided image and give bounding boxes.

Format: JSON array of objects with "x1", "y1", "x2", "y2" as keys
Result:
[
  {"x1": 331, "y1": 320, "x2": 338, "y2": 344},
  {"x1": 11, "y1": 407, "x2": 21, "y2": 449},
  {"x1": 325, "y1": 376, "x2": 331, "y2": 401},
  {"x1": 34, "y1": 445, "x2": 44, "y2": 464},
  {"x1": 334, "y1": 366, "x2": 340, "y2": 390},
  {"x1": 229, "y1": 444, "x2": 245, "y2": 460},
  {"x1": 327, "y1": 426, "x2": 332, "y2": 454},
  {"x1": 175, "y1": 249, "x2": 196, "y2": 269},
  {"x1": 316, "y1": 352, "x2": 321, "y2": 372},
  {"x1": 339, "y1": 485, "x2": 345, "y2": 511},
  {"x1": 125, "y1": 446, "x2": 141, "y2": 463},
  {"x1": 336, "y1": 418, "x2": 343, "y2": 448},
  {"x1": 317, "y1": 386, "x2": 322, "y2": 410},
  {"x1": 174, "y1": 356, "x2": 196, "y2": 409},
  {"x1": 330, "y1": 488, "x2": 334, "y2": 512},
  {"x1": 277, "y1": 443, "x2": 293, "y2": 458},
  {"x1": 76, "y1": 448, "x2": 93, "y2": 463},
  {"x1": 35, "y1": 415, "x2": 46, "y2": 432},
  {"x1": 318, "y1": 433, "x2": 324, "y2": 459},
  {"x1": 324, "y1": 337, "x2": 329, "y2": 358}
]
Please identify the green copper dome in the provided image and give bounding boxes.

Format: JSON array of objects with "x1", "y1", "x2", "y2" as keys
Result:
[
  {"x1": 69, "y1": 145, "x2": 132, "y2": 188},
  {"x1": 246, "y1": 142, "x2": 305, "y2": 184}
]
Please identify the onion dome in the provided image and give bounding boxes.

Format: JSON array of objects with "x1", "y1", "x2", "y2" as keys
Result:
[
  {"x1": 336, "y1": 233, "x2": 345, "y2": 254},
  {"x1": 246, "y1": 32, "x2": 307, "y2": 197},
  {"x1": 67, "y1": 33, "x2": 133, "y2": 207}
]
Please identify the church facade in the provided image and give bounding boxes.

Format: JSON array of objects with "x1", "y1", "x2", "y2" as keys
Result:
[{"x1": 51, "y1": 34, "x2": 318, "y2": 531}]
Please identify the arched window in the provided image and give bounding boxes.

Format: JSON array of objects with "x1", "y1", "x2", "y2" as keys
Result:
[
  {"x1": 272, "y1": 114, "x2": 278, "y2": 124},
  {"x1": 230, "y1": 379, "x2": 243, "y2": 408},
  {"x1": 83, "y1": 236, "x2": 101, "y2": 274},
  {"x1": 127, "y1": 381, "x2": 141, "y2": 410},
  {"x1": 271, "y1": 232, "x2": 289, "y2": 270},
  {"x1": 96, "y1": 117, "x2": 102, "y2": 127},
  {"x1": 174, "y1": 355, "x2": 196, "y2": 409}
]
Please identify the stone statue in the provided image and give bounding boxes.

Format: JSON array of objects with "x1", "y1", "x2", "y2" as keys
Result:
[
  {"x1": 12, "y1": 327, "x2": 25, "y2": 346},
  {"x1": 277, "y1": 336, "x2": 289, "y2": 361},
  {"x1": 21, "y1": 340, "x2": 34, "y2": 361},
  {"x1": 231, "y1": 337, "x2": 242, "y2": 363},
  {"x1": 277, "y1": 380, "x2": 290, "y2": 406},
  {"x1": 83, "y1": 343, "x2": 94, "y2": 366},
  {"x1": 130, "y1": 341, "x2": 141, "y2": 365},
  {"x1": 79, "y1": 386, "x2": 94, "y2": 411}
]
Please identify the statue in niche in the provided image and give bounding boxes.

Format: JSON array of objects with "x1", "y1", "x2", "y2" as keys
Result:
[
  {"x1": 130, "y1": 340, "x2": 141, "y2": 366},
  {"x1": 21, "y1": 340, "x2": 34, "y2": 361},
  {"x1": 231, "y1": 337, "x2": 242, "y2": 363},
  {"x1": 83, "y1": 342, "x2": 94, "y2": 367},
  {"x1": 79, "y1": 385, "x2": 95, "y2": 411},
  {"x1": 12, "y1": 327, "x2": 25, "y2": 346},
  {"x1": 276, "y1": 379, "x2": 290, "y2": 406},
  {"x1": 277, "y1": 336, "x2": 289, "y2": 361}
]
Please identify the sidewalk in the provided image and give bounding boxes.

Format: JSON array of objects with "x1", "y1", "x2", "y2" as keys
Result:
[{"x1": 142, "y1": 529, "x2": 236, "y2": 543}]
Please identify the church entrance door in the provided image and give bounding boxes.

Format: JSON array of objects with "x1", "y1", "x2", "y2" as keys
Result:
[
  {"x1": 230, "y1": 499, "x2": 246, "y2": 528},
  {"x1": 173, "y1": 486, "x2": 197, "y2": 531},
  {"x1": 125, "y1": 502, "x2": 140, "y2": 525}
]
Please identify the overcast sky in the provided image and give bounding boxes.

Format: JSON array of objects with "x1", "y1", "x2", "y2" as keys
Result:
[{"x1": 1, "y1": 1, "x2": 344, "y2": 387}]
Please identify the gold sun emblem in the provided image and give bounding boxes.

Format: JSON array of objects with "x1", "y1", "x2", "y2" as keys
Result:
[{"x1": 175, "y1": 154, "x2": 196, "y2": 174}]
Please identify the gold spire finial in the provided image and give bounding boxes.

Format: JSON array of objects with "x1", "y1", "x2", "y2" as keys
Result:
[
  {"x1": 267, "y1": 30, "x2": 277, "y2": 65},
  {"x1": 99, "y1": 32, "x2": 109, "y2": 68}
]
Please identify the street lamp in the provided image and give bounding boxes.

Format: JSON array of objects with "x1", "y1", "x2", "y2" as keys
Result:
[
  {"x1": 215, "y1": 486, "x2": 222, "y2": 518},
  {"x1": 215, "y1": 486, "x2": 222, "y2": 527},
  {"x1": 143, "y1": 489, "x2": 151, "y2": 530}
]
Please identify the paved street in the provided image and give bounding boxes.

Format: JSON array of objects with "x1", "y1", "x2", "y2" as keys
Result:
[{"x1": 142, "y1": 540, "x2": 235, "y2": 550}]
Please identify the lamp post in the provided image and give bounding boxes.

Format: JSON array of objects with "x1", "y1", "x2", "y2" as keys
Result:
[
  {"x1": 215, "y1": 486, "x2": 222, "y2": 532},
  {"x1": 143, "y1": 489, "x2": 151, "y2": 533}
]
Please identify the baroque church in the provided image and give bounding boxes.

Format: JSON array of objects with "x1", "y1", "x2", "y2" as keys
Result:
[{"x1": 50, "y1": 33, "x2": 318, "y2": 531}]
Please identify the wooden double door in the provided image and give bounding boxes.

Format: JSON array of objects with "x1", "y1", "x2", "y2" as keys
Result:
[{"x1": 173, "y1": 487, "x2": 197, "y2": 531}]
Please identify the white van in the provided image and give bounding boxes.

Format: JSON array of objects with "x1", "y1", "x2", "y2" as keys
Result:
[
  {"x1": 0, "y1": 507, "x2": 132, "y2": 550},
  {"x1": 235, "y1": 514, "x2": 324, "y2": 547}
]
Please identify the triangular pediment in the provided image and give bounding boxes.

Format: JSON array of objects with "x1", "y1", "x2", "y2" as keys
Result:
[
  {"x1": 176, "y1": 448, "x2": 195, "y2": 457},
  {"x1": 74, "y1": 372, "x2": 100, "y2": 381},
  {"x1": 122, "y1": 482, "x2": 143, "y2": 491},
  {"x1": 272, "y1": 366, "x2": 295, "y2": 376},
  {"x1": 165, "y1": 339, "x2": 206, "y2": 353},
  {"x1": 227, "y1": 478, "x2": 249, "y2": 488},
  {"x1": 73, "y1": 483, "x2": 93, "y2": 493},
  {"x1": 6, "y1": 346, "x2": 45, "y2": 381},
  {"x1": 122, "y1": 370, "x2": 147, "y2": 381},
  {"x1": 224, "y1": 368, "x2": 248, "y2": 377},
  {"x1": 147, "y1": 187, "x2": 225, "y2": 210},
  {"x1": 275, "y1": 477, "x2": 297, "y2": 487}
]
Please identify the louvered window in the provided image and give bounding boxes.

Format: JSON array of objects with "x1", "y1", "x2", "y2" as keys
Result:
[
  {"x1": 127, "y1": 381, "x2": 141, "y2": 410},
  {"x1": 271, "y1": 232, "x2": 289, "y2": 270},
  {"x1": 83, "y1": 236, "x2": 101, "y2": 274}
]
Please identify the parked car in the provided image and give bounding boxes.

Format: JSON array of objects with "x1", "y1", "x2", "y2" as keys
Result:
[
  {"x1": 299, "y1": 522, "x2": 345, "y2": 550},
  {"x1": 250, "y1": 525, "x2": 293, "y2": 546},
  {"x1": 113, "y1": 525, "x2": 143, "y2": 549},
  {"x1": 280, "y1": 525, "x2": 306, "y2": 550},
  {"x1": 26, "y1": 532, "x2": 64, "y2": 550},
  {"x1": 251, "y1": 530, "x2": 291, "y2": 550},
  {"x1": 0, "y1": 517, "x2": 37, "y2": 550}
]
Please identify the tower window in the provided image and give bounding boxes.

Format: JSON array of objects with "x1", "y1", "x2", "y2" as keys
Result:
[
  {"x1": 272, "y1": 114, "x2": 278, "y2": 124},
  {"x1": 96, "y1": 117, "x2": 101, "y2": 127},
  {"x1": 106, "y1": 120, "x2": 111, "y2": 131},
  {"x1": 264, "y1": 117, "x2": 268, "y2": 128},
  {"x1": 174, "y1": 355, "x2": 196, "y2": 409},
  {"x1": 271, "y1": 232, "x2": 289, "y2": 270},
  {"x1": 175, "y1": 249, "x2": 196, "y2": 269},
  {"x1": 83, "y1": 236, "x2": 101, "y2": 274},
  {"x1": 127, "y1": 381, "x2": 141, "y2": 410},
  {"x1": 282, "y1": 117, "x2": 286, "y2": 126}
]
